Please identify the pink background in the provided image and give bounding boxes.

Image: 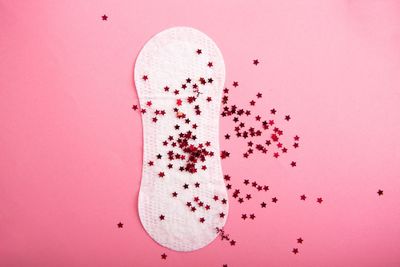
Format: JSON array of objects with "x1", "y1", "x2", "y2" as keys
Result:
[{"x1": 1, "y1": 0, "x2": 400, "y2": 266}]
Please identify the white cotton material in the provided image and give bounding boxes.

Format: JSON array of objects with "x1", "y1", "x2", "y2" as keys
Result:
[{"x1": 134, "y1": 27, "x2": 229, "y2": 252}]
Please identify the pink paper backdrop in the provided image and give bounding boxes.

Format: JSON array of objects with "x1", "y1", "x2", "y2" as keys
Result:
[{"x1": 1, "y1": 0, "x2": 400, "y2": 266}]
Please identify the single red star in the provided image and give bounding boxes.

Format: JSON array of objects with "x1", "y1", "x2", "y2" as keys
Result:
[
  {"x1": 196, "y1": 49, "x2": 202, "y2": 54},
  {"x1": 272, "y1": 197, "x2": 278, "y2": 203},
  {"x1": 297, "y1": 237, "x2": 303, "y2": 244},
  {"x1": 158, "y1": 172, "x2": 165, "y2": 178},
  {"x1": 159, "y1": 214, "x2": 165, "y2": 220},
  {"x1": 317, "y1": 197, "x2": 323, "y2": 203},
  {"x1": 294, "y1": 135, "x2": 300, "y2": 141},
  {"x1": 142, "y1": 75, "x2": 148, "y2": 81},
  {"x1": 230, "y1": 240, "x2": 236, "y2": 246},
  {"x1": 285, "y1": 115, "x2": 291, "y2": 121},
  {"x1": 117, "y1": 222, "x2": 123, "y2": 228},
  {"x1": 161, "y1": 253, "x2": 167, "y2": 260},
  {"x1": 256, "y1": 92, "x2": 262, "y2": 98},
  {"x1": 102, "y1": 14, "x2": 108, "y2": 21},
  {"x1": 290, "y1": 161, "x2": 297, "y2": 167},
  {"x1": 250, "y1": 100, "x2": 256, "y2": 106},
  {"x1": 220, "y1": 212, "x2": 225, "y2": 218},
  {"x1": 207, "y1": 62, "x2": 213, "y2": 67},
  {"x1": 199, "y1": 217, "x2": 205, "y2": 223},
  {"x1": 232, "y1": 81, "x2": 239, "y2": 87},
  {"x1": 241, "y1": 214, "x2": 247, "y2": 220},
  {"x1": 253, "y1": 59, "x2": 259, "y2": 65},
  {"x1": 261, "y1": 202, "x2": 267, "y2": 208},
  {"x1": 172, "y1": 192, "x2": 178, "y2": 197},
  {"x1": 377, "y1": 189, "x2": 383, "y2": 196},
  {"x1": 270, "y1": 108, "x2": 277, "y2": 114},
  {"x1": 132, "y1": 105, "x2": 138, "y2": 110},
  {"x1": 249, "y1": 214, "x2": 256, "y2": 220},
  {"x1": 292, "y1": 248, "x2": 299, "y2": 254},
  {"x1": 300, "y1": 194, "x2": 306, "y2": 201}
]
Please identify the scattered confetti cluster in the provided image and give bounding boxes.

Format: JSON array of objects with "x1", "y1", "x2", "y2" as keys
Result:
[{"x1": 220, "y1": 81, "x2": 300, "y2": 166}]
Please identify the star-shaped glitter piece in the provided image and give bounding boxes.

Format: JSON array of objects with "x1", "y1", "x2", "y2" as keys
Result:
[
  {"x1": 232, "y1": 81, "x2": 239, "y2": 87},
  {"x1": 300, "y1": 194, "x2": 306, "y2": 201},
  {"x1": 290, "y1": 161, "x2": 297, "y2": 167},
  {"x1": 196, "y1": 49, "x2": 202, "y2": 54},
  {"x1": 285, "y1": 115, "x2": 291, "y2": 121},
  {"x1": 270, "y1": 108, "x2": 277, "y2": 114},
  {"x1": 117, "y1": 222, "x2": 123, "y2": 228},
  {"x1": 230, "y1": 240, "x2": 236, "y2": 246},
  {"x1": 253, "y1": 59, "x2": 259, "y2": 65},
  {"x1": 292, "y1": 248, "x2": 299, "y2": 254},
  {"x1": 172, "y1": 192, "x2": 178, "y2": 197},
  {"x1": 219, "y1": 212, "x2": 225, "y2": 218},
  {"x1": 272, "y1": 197, "x2": 278, "y2": 203},
  {"x1": 199, "y1": 217, "x2": 205, "y2": 223},
  {"x1": 261, "y1": 202, "x2": 267, "y2": 208},
  {"x1": 249, "y1": 214, "x2": 256, "y2": 220},
  {"x1": 297, "y1": 238, "x2": 303, "y2": 244},
  {"x1": 158, "y1": 172, "x2": 165, "y2": 178},
  {"x1": 377, "y1": 189, "x2": 383, "y2": 196},
  {"x1": 102, "y1": 14, "x2": 108, "y2": 21},
  {"x1": 159, "y1": 214, "x2": 165, "y2": 220},
  {"x1": 161, "y1": 253, "x2": 167, "y2": 260},
  {"x1": 225, "y1": 134, "x2": 230, "y2": 140},
  {"x1": 207, "y1": 62, "x2": 213, "y2": 67},
  {"x1": 256, "y1": 92, "x2": 262, "y2": 98},
  {"x1": 241, "y1": 214, "x2": 247, "y2": 220},
  {"x1": 142, "y1": 75, "x2": 148, "y2": 81},
  {"x1": 317, "y1": 197, "x2": 323, "y2": 203}
]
